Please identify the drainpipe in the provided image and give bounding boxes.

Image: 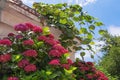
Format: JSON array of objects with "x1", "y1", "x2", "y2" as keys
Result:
[{"x1": 0, "y1": 0, "x2": 7, "y2": 21}]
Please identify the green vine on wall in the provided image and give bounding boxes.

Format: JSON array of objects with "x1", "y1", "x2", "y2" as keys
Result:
[{"x1": 33, "y1": 3, "x2": 105, "y2": 59}]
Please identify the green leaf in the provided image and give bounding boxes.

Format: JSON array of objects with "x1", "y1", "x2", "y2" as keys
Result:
[
  {"x1": 87, "y1": 33, "x2": 93, "y2": 39},
  {"x1": 89, "y1": 25, "x2": 95, "y2": 30},
  {"x1": 63, "y1": 53, "x2": 70, "y2": 58},
  {"x1": 79, "y1": 28, "x2": 88, "y2": 34},
  {"x1": 56, "y1": 4, "x2": 63, "y2": 8},
  {"x1": 94, "y1": 22, "x2": 103, "y2": 26},
  {"x1": 73, "y1": 17, "x2": 79, "y2": 22},
  {"x1": 50, "y1": 74, "x2": 58, "y2": 79},
  {"x1": 91, "y1": 54, "x2": 94, "y2": 59},
  {"x1": 60, "y1": 12, "x2": 66, "y2": 17},
  {"x1": 80, "y1": 52, "x2": 86, "y2": 57},
  {"x1": 54, "y1": 9, "x2": 60, "y2": 15},
  {"x1": 12, "y1": 54, "x2": 22, "y2": 62},
  {"x1": 89, "y1": 41, "x2": 95, "y2": 45},
  {"x1": 43, "y1": 27, "x2": 50, "y2": 35},
  {"x1": 82, "y1": 38, "x2": 91, "y2": 44},
  {"x1": 99, "y1": 30, "x2": 106, "y2": 35},
  {"x1": 64, "y1": 69, "x2": 73, "y2": 74},
  {"x1": 59, "y1": 18, "x2": 67, "y2": 24},
  {"x1": 46, "y1": 71, "x2": 52, "y2": 75},
  {"x1": 37, "y1": 41, "x2": 44, "y2": 47}
]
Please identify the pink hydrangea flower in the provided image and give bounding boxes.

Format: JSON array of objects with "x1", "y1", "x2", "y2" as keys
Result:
[
  {"x1": 67, "y1": 59, "x2": 73, "y2": 65},
  {"x1": 0, "y1": 39, "x2": 12, "y2": 46},
  {"x1": 48, "y1": 34, "x2": 54, "y2": 39},
  {"x1": 14, "y1": 24, "x2": 29, "y2": 32},
  {"x1": 52, "y1": 44, "x2": 68, "y2": 53},
  {"x1": 25, "y1": 22, "x2": 35, "y2": 30},
  {"x1": 8, "y1": 33, "x2": 15, "y2": 37},
  {"x1": 49, "y1": 59, "x2": 60, "y2": 66},
  {"x1": 33, "y1": 26, "x2": 42, "y2": 33},
  {"x1": 18, "y1": 59, "x2": 30, "y2": 68},
  {"x1": 45, "y1": 39, "x2": 58, "y2": 46},
  {"x1": 23, "y1": 49, "x2": 38, "y2": 57},
  {"x1": 86, "y1": 74, "x2": 93, "y2": 79},
  {"x1": 0, "y1": 54, "x2": 11, "y2": 63},
  {"x1": 24, "y1": 64, "x2": 37, "y2": 72},
  {"x1": 49, "y1": 49, "x2": 62, "y2": 57},
  {"x1": 23, "y1": 39, "x2": 34, "y2": 46},
  {"x1": 86, "y1": 62, "x2": 94, "y2": 66},
  {"x1": 15, "y1": 35, "x2": 23, "y2": 39},
  {"x1": 7, "y1": 77, "x2": 19, "y2": 80},
  {"x1": 61, "y1": 64, "x2": 70, "y2": 70},
  {"x1": 38, "y1": 36, "x2": 47, "y2": 41}
]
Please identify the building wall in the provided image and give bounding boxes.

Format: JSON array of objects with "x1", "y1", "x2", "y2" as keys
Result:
[
  {"x1": 0, "y1": 0, "x2": 75, "y2": 60},
  {"x1": 0, "y1": 1, "x2": 62, "y2": 38},
  {"x1": 0, "y1": 22, "x2": 14, "y2": 38}
]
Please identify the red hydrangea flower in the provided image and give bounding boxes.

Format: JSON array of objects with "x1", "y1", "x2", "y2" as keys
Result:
[
  {"x1": 45, "y1": 39, "x2": 58, "y2": 46},
  {"x1": 86, "y1": 74, "x2": 93, "y2": 79},
  {"x1": 49, "y1": 49, "x2": 62, "y2": 57},
  {"x1": 67, "y1": 59, "x2": 73, "y2": 65},
  {"x1": 23, "y1": 49, "x2": 38, "y2": 57},
  {"x1": 25, "y1": 22, "x2": 35, "y2": 30},
  {"x1": 8, "y1": 33, "x2": 15, "y2": 37},
  {"x1": 38, "y1": 36, "x2": 47, "y2": 41},
  {"x1": 15, "y1": 35, "x2": 23, "y2": 39},
  {"x1": 0, "y1": 54, "x2": 11, "y2": 63},
  {"x1": 79, "y1": 78, "x2": 84, "y2": 80},
  {"x1": 80, "y1": 66, "x2": 89, "y2": 72},
  {"x1": 48, "y1": 34, "x2": 54, "y2": 39},
  {"x1": 61, "y1": 64, "x2": 70, "y2": 70},
  {"x1": 18, "y1": 59, "x2": 30, "y2": 68},
  {"x1": 96, "y1": 71, "x2": 108, "y2": 80},
  {"x1": 49, "y1": 59, "x2": 60, "y2": 66},
  {"x1": 14, "y1": 24, "x2": 29, "y2": 32},
  {"x1": 23, "y1": 39, "x2": 34, "y2": 46},
  {"x1": 86, "y1": 62, "x2": 94, "y2": 66},
  {"x1": 52, "y1": 45, "x2": 68, "y2": 53},
  {"x1": 7, "y1": 77, "x2": 19, "y2": 80},
  {"x1": 33, "y1": 26, "x2": 42, "y2": 33},
  {"x1": 24, "y1": 64, "x2": 37, "y2": 72},
  {"x1": 0, "y1": 39, "x2": 12, "y2": 46}
]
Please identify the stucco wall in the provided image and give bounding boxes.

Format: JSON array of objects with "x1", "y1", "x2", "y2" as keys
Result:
[
  {"x1": 0, "y1": 1, "x2": 75, "y2": 60},
  {"x1": 0, "y1": 22, "x2": 14, "y2": 38}
]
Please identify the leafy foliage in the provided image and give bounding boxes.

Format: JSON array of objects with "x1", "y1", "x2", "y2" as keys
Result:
[
  {"x1": 33, "y1": 3, "x2": 104, "y2": 57},
  {"x1": 0, "y1": 23, "x2": 108, "y2": 80},
  {"x1": 98, "y1": 32, "x2": 120, "y2": 79},
  {"x1": 96, "y1": 66, "x2": 118, "y2": 80}
]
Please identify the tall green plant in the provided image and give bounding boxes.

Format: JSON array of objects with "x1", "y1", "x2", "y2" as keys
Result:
[{"x1": 33, "y1": 3, "x2": 105, "y2": 59}]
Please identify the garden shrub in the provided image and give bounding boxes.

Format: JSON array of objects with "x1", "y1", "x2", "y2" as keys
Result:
[{"x1": 0, "y1": 23, "x2": 108, "y2": 80}]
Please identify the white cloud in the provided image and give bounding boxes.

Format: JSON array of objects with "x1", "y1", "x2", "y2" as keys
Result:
[
  {"x1": 108, "y1": 25, "x2": 120, "y2": 36},
  {"x1": 68, "y1": 0, "x2": 96, "y2": 6},
  {"x1": 21, "y1": 0, "x2": 96, "y2": 7},
  {"x1": 78, "y1": 0, "x2": 97, "y2": 6},
  {"x1": 21, "y1": 0, "x2": 35, "y2": 4}
]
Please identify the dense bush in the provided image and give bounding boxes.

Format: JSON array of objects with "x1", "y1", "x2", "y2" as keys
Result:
[
  {"x1": 0, "y1": 23, "x2": 108, "y2": 80},
  {"x1": 96, "y1": 66, "x2": 118, "y2": 80},
  {"x1": 98, "y1": 33, "x2": 120, "y2": 79}
]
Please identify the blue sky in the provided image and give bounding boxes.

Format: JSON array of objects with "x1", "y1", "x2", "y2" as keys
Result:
[
  {"x1": 22, "y1": 0, "x2": 120, "y2": 61},
  {"x1": 83, "y1": 0, "x2": 120, "y2": 34},
  {"x1": 22, "y1": 0, "x2": 120, "y2": 35}
]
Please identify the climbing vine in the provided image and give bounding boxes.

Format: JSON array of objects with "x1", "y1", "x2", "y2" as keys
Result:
[{"x1": 33, "y1": 3, "x2": 105, "y2": 59}]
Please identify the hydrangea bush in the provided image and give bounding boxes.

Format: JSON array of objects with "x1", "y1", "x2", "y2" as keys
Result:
[{"x1": 0, "y1": 23, "x2": 108, "y2": 80}]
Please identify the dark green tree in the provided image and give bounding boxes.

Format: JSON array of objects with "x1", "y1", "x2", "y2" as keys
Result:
[{"x1": 99, "y1": 32, "x2": 120, "y2": 79}]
